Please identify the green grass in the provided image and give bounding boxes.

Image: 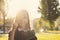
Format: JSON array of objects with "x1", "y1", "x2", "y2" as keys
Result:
[
  {"x1": 0, "y1": 36, "x2": 8, "y2": 40},
  {"x1": 0, "y1": 34, "x2": 8, "y2": 40},
  {"x1": 0, "y1": 33, "x2": 60, "y2": 40},
  {"x1": 36, "y1": 33, "x2": 60, "y2": 40}
]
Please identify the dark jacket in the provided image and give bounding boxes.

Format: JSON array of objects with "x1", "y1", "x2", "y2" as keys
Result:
[{"x1": 14, "y1": 29, "x2": 37, "y2": 40}]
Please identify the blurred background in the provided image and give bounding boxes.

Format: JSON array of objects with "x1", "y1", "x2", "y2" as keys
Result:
[{"x1": 0, "y1": 0, "x2": 60, "y2": 40}]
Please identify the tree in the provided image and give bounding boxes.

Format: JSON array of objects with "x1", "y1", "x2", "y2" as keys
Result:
[
  {"x1": 33, "y1": 18, "x2": 40, "y2": 32},
  {"x1": 0, "y1": 0, "x2": 6, "y2": 33},
  {"x1": 47, "y1": 0, "x2": 60, "y2": 21},
  {"x1": 38, "y1": 0, "x2": 60, "y2": 30}
]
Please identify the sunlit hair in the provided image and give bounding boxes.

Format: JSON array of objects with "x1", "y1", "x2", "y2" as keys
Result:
[{"x1": 15, "y1": 10, "x2": 30, "y2": 30}]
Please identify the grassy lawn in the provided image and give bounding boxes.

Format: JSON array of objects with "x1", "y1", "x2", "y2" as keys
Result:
[
  {"x1": 0, "y1": 34, "x2": 8, "y2": 40},
  {"x1": 0, "y1": 36, "x2": 8, "y2": 40},
  {"x1": 36, "y1": 33, "x2": 60, "y2": 40},
  {"x1": 0, "y1": 33, "x2": 60, "y2": 40}
]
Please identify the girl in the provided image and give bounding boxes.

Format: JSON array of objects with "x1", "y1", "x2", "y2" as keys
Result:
[{"x1": 9, "y1": 10, "x2": 37, "y2": 40}]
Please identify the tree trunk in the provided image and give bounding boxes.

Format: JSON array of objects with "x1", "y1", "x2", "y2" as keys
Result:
[{"x1": 49, "y1": 21, "x2": 55, "y2": 30}]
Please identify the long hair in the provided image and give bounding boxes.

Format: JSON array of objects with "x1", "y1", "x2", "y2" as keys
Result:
[
  {"x1": 15, "y1": 10, "x2": 30, "y2": 30},
  {"x1": 9, "y1": 10, "x2": 31, "y2": 40}
]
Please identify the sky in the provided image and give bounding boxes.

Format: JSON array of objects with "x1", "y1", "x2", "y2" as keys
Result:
[
  {"x1": 5, "y1": 0, "x2": 60, "y2": 29},
  {"x1": 7, "y1": 0, "x2": 41, "y2": 20},
  {"x1": 6, "y1": 0, "x2": 60, "y2": 20}
]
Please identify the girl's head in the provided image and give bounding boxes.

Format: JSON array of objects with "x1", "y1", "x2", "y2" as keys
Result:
[{"x1": 15, "y1": 10, "x2": 30, "y2": 30}]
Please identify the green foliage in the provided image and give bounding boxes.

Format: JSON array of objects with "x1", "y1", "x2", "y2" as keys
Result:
[
  {"x1": 47, "y1": 0, "x2": 60, "y2": 21},
  {"x1": 0, "y1": 0, "x2": 6, "y2": 33},
  {"x1": 38, "y1": 0, "x2": 48, "y2": 19},
  {"x1": 33, "y1": 18, "x2": 40, "y2": 32},
  {"x1": 38, "y1": 0, "x2": 60, "y2": 30},
  {"x1": 38, "y1": 0, "x2": 60, "y2": 21}
]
